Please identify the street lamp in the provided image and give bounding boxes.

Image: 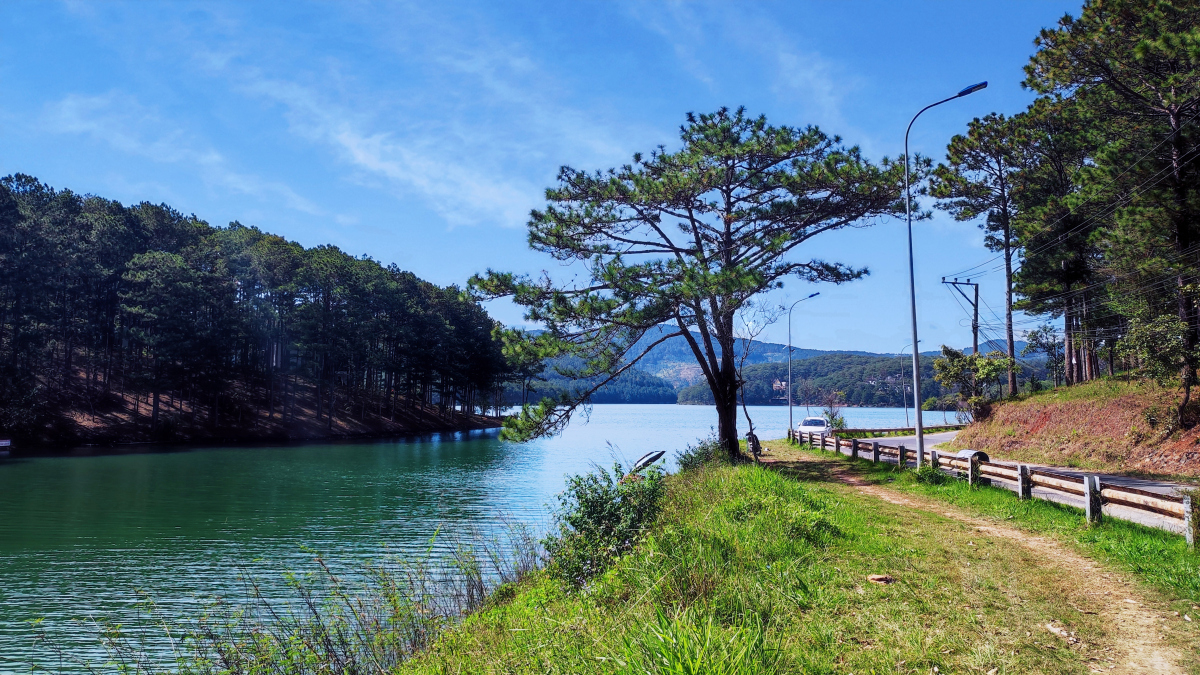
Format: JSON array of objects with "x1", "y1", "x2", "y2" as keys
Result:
[
  {"x1": 904, "y1": 81, "x2": 987, "y2": 468},
  {"x1": 898, "y1": 340, "x2": 921, "y2": 426},
  {"x1": 786, "y1": 292, "x2": 820, "y2": 437}
]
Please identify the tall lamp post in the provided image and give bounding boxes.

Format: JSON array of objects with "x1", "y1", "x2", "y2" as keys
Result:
[
  {"x1": 904, "y1": 81, "x2": 987, "y2": 467},
  {"x1": 898, "y1": 340, "x2": 921, "y2": 426},
  {"x1": 786, "y1": 292, "x2": 820, "y2": 436}
]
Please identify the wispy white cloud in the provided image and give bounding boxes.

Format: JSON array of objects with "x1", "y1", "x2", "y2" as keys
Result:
[
  {"x1": 42, "y1": 1, "x2": 666, "y2": 232},
  {"x1": 44, "y1": 91, "x2": 324, "y2": 215},
  {"x1": 620, "y1": 1, "x2": 862, "y2": 140},
  {"x1": 203, "y1": 11, "x2": 653, "y2": 230},
  {"x1": 622, "y1": 1, "x2": 716, "y2": 88},
  {"x1": 231, "y1": 75, "x2": 540, "y2": 228},
  {"x1": 771, "y1": 48, "x2": 852, "y2": 131}
]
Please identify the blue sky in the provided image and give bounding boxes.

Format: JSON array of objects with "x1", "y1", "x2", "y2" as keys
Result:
[{"x1": 0, "y1": 1, "x2": 1080, "y2": 353}]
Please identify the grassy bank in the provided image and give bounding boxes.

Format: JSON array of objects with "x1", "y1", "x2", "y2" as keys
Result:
[
  {"x1": 950, "y1": 377, "x2": 1200, "y2": 480},
  {"x1": 765, "y1": 439, "x2": 1200, "y2": 667},
  {"x1": 398, "y1": 461, "x2": 1140, "y2": 674}
]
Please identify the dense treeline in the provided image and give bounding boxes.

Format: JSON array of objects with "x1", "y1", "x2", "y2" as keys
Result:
[
  {"x1": 0, "y1": 174, "x2": 509, "y2": 444},
  {"x1": 679, "y1": 354, "x2": 948, "y2": 408},
  {"x1": 931, "y1": 0, "x2": 1200, "y2": 420},
  {"x1": 504, "y1": 357, "x2": 677, "y2": 406}
]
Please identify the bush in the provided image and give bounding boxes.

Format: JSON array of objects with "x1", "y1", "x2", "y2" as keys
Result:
[
  {"x1": 543, "y1": 463, "x2": 666, "y2": 587},
  {"x1": 675, "y1": 435, "x2": 724, "y2": 472},
  {"x1": 914, "y1": 463, "x2": 948, "y2": 485}
]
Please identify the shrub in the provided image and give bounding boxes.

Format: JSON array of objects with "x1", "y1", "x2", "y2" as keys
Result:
[
  {"x1": 784, "y1": 510, "x2": 842, "y2": 546},
  {"x1": 914, "y1": 463, "x2": 948, "y2": 485},
  {"x1": 675, "y1": 435, "x2": 724, "y2": 472},
  {"x1": 543, "y1": 463, "x2": 666, "y2": 587}
]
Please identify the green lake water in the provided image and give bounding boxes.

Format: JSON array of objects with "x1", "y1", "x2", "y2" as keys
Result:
[{"x1": 0, "y1": 404, "x2": 916, "y2": 670}]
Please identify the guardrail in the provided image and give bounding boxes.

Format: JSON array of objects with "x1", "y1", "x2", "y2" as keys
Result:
[
  {"x1": 832, "y1": 425, "x2": 966, "y2": 436},
  {"x1": 792, "y1": 431, "x2": 1200, "y2": 549}
]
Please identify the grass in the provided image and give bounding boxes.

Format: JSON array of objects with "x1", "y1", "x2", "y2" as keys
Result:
[
  {"x1": 1016, "y1": 375, "x2": 1166, "y2": 404},
  {"x1": 766, "y1": 439, "x2": 1200, "y2": 670},
  {"x1": 398, "y1": 462, "x2": 1136, "y2": 674}
]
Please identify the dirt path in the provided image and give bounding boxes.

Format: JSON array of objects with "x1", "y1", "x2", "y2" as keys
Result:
[{"x1": 764, "y1": 452, "x2": 1186, "y2": 674}]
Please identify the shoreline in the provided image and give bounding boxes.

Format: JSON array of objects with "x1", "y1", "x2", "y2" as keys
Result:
[{"x1": 4, "y1": 416, "x2": 504, "y2": 458}]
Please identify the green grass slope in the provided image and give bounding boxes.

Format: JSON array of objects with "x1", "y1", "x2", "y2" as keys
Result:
[{"x1": 400, "y1": 464, "x2": 1131, "y2": 674}]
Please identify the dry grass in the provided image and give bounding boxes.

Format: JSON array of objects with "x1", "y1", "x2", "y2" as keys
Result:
[{"x1": 952, "y1": 378, "x2": 1200, "y2": 480}]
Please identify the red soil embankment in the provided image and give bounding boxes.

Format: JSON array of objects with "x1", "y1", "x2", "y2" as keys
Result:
[{"x1": 952, "y1": 379, "x2": 1200, "y2": 478}]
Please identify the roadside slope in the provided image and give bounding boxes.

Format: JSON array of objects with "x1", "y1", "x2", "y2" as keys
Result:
[{"x1": 951, "y1": 378, "x2": 1200, "y2": 478}]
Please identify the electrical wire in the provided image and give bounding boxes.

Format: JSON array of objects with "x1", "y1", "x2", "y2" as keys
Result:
[{"x1": 941, "y1": 106, "x2": 1200, "y2": 280}]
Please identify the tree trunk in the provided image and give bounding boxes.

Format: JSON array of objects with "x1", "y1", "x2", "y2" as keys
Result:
[
  {"x1": 715, "y1": 387, "x2": 739, "y2": 461},
  {"x1": 1169, "y1": 111, "x2": 1197, "y2": 420},
  {"x1": 1064, "y1": 304, "x2": 1074, "y2": 386}
]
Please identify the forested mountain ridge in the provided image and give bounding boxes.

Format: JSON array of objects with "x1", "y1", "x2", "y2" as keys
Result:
[
  {"x1": 677, "y1": 353, "x2": 946, "y2": 408},
  {"x1": 676, "y1": 351, "x2": 1046, "y2": 408},
  {"x1": 504, "y1": 361, "x2": 677, "y2": 406},
  {"x1": 0, "y1": 174, "x2": 507, "y2": 448},
  {"x1": 628, "y1": 325, "x2": 885, "y2": 388}
]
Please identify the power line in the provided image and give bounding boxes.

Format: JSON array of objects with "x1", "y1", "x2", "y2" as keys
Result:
[{"x1": 942, "y1": 106, "x2": 1200, "y2": 279}]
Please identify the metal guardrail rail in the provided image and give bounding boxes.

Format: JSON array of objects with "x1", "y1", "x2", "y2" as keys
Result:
[
  {"x1": 835, "y1": 424, "x2": 966, "y2": 435},
  {"x1": 790, "y1": 431, "x2": 1200, "y2": 549}
]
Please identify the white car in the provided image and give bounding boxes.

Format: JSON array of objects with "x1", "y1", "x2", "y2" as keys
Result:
[{"x1": 797, "y1": 416, "x2": 833, "y2": 438}]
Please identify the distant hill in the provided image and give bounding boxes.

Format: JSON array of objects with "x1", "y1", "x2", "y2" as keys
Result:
[
  {"x1": 677, "y1": 350, "x2": 1048, "y2": 408},
  {"x1": 506, "y1": 326, "x2": 1038, "y2": 407},
  {"x1": 965, "y1": 340, "x2": 1029, "y2": 356},
  {"x1": 677, "y1": 353, "x2": 947, "y2": 408},
  {"x1": 502, "y1": 358, "x2": 677, "y2": 405},
  {"x1": 629, "y1": 326, "x2": 882, "y2": 388}
]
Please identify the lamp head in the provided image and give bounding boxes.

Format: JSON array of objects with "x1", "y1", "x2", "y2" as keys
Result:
[
  {"x1": 808, "y1": 292, "x2": 820, "y2": 299},
  {"x1": 956, "y1": 81, "x2": 988, "y2": 97}
]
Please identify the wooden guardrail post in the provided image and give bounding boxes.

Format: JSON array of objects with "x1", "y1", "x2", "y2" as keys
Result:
[
  {"x1": 850, "y1": 438, "x2": 859, "y2": 460},
  {"x1": 819, "y1": 433, "x2": 825, "y2": 452},
  {"x1": 1184, "y1": 494, "x2": 1197, "y2": 551},
  {"x1": 898, "y1": 444, "x2": 907, "y2": 468},
  {"x1": 968, "y1": 455, "x2": 979, "y2": 487},
  {"x1": 930, "y1": 450, "x2": 939, "y2": 470},
  {"x1": 1085, "y1": 476, "x2": 1103, "y2": 525},
  {"x1": 871, "y1": 441, "x2": 880, "y2": 463},
  {"x1": 1017, "y1": 465, "x2": 1032, "y2": 500}
]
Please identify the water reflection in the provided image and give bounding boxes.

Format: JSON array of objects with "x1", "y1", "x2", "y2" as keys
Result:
[{"x1": 0, "y1": 404, "x2": 917, "y2": 668}]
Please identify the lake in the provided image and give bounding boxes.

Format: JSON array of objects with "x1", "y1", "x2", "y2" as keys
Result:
[{"x1": 0, "y1": 404, "x2": 924, "y2": 669}]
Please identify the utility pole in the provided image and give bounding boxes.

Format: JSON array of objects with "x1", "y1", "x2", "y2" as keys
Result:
[{"x1": 942, "y1": 277, "x2": 979, "y2": 356}]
